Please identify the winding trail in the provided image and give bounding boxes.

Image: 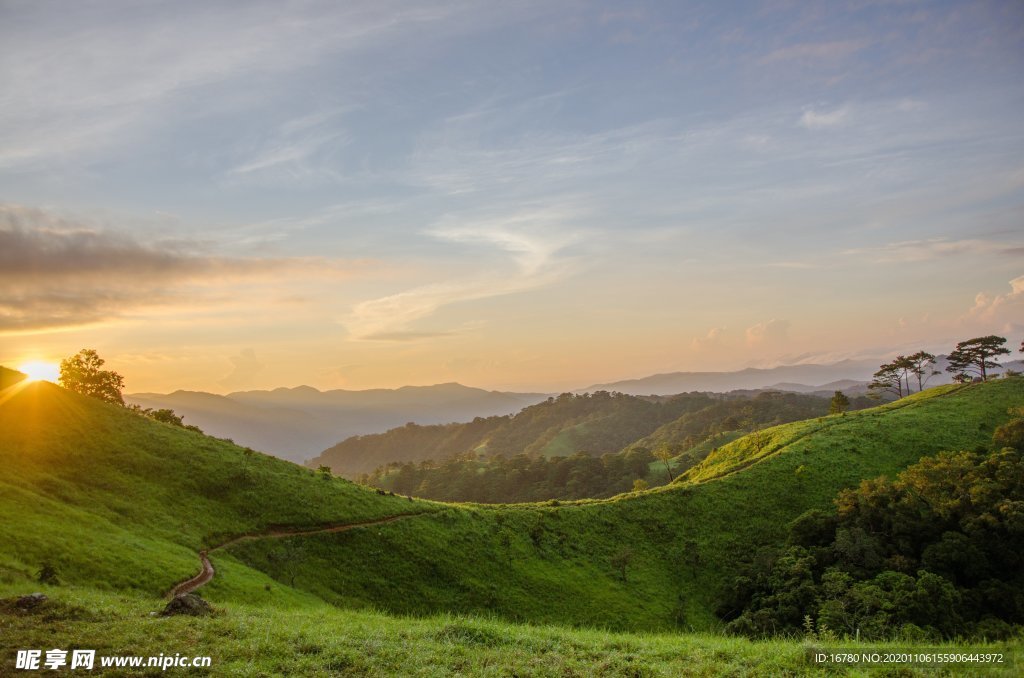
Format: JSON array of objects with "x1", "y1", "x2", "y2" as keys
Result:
[{"x1": 168, "y1": 512, "x2": 430, "y2": 598}]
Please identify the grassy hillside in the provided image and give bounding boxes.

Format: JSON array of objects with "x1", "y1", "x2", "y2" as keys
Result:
[
  {"x1": 1, "y1": 376, "x2": 1021, "y2": 652},
  {"x1": 312, "y1": 391, "x2": 722, "y2": 478},
  {"x1": 0, "y1": 379, "x2": 431, "y2": 597},
  {"x1": 227, "y1": 379, "x2": 1024, "y2": 631},
  {"x1": 314, "y1": 390, "x2": 838, "y2": 483}
]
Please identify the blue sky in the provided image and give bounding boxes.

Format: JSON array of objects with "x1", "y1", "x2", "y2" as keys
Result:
[{"x1": 1, "y1": 0, "x2": 1023, "y2": 392}]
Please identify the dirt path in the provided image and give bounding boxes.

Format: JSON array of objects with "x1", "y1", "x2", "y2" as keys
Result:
[{"x1": 168, "y1": 512, "x2": 429, "y2": 598}]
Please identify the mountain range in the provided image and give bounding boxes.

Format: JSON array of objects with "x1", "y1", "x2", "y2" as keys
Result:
[
  {"x1": 126, "y1": 383, "x2": 546, "y2": 462},
  {"x1": 128, "y1": 356, "x2": 1024, "y2": 463}
]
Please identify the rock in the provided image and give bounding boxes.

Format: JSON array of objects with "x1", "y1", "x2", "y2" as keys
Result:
[
  {"x1": 16, "y1": 593, "x2": 47, "y2": 609},
  {"x1": 160, "y1": 593, "x2": 212, "y2": 617}
]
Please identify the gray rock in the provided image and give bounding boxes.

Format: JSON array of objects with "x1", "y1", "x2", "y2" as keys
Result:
[
  {"x1": 16, "y1": 593, "x2": 47, "y2": 609},
  {"x1": 160, "y1": 593, "x2": 212, "y2": 617}
]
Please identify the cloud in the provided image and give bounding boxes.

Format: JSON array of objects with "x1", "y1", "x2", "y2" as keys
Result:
[
  {"x1": 227, "y1": 108, "x2": 351, "y2": 182},
  {"x1": 690, "y1": 326, "x2": 727, "y2": 351},
  {"x1": 0, "y1": 204, "x2": 360, "y2": 333},
  {"x1": 346, "y1": 208, "x2": 582, "y2": 340},
  {"x1": 799, "y1": 107, "x2": 850, "y2": 130},
  {"x1": 220, "y1": 348, "x2": 265, "y2": 389},
  {"x1": 745, "y1": 319, "x2": 790, "y2": 347},
  {"x1": 761, "y1": 40, "x2": 868, "y2": 64},
  {"x1": 0, "y1": 1, "x2": 543, "y2": 169},
  {"x1": 844, "y1": 238, "x2": 1024, "y2": 263},
  {"x1": 962, "y1": 275, "x2": 1024, "y2": 335}
]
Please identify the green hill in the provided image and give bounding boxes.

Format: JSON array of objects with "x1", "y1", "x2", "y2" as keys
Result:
[
  {"x1": 1, "y1": 376, "x2": 1021, "y2": 674},
  {"x1": 312, "y1": 390, "x2": 725, "y2": 477},
  {"x1": 312, "y1": 390, "x2": 839, "y2": 484},
  {"x1": 227, "y1": 380, "x2": 1023, "y2": 631},
  {"x1": 0, "y1": 379, "x2": 431, "y2": 597}
]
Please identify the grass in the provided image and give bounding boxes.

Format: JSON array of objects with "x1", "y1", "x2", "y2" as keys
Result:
[
  {"x1": 221, "y1": 379, "x2": 1024, "y2": 631},
  {"x1": 1, "y1": 376, "x2": 1022, "y2": 674},
  {"x1": 0, "y1": 381, "x2": 434, "y2": 597},
  {"x1": 2, "y1": 583, "x2": 1019, "y2": 676},
  {"x1": 645, "y1": 430, "x2": 746, "y2": 479}
]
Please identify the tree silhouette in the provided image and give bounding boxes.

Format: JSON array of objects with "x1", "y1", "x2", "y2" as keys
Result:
[
  {"x1": 945, "y1": 336, "x2": 1010, "y2": 381},
  {"x1": 905, "y1": 351, "x2": 938, "y2": 392},
  {"x1": 868, "y1": 362, "x2": 905, "y2": 399},
  {"x1": 829, "y1": 391, "x2": 850, "y2": 414},
  {"x1": 59, "y1": 349, "x2": 125, "y2": 405}
]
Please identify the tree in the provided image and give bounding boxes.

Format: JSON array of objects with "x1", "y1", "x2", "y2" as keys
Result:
[
  {"x1": 905, "y1": 351, "x2": 938, "y2": 392},
  {"x1": 868, "y1": 362, "x2": 905, "y2": 399},
  {"x1": 945, "y1": 336, "x2": 1010, "y2": 381},
  {"x1": 632, "y1": 478, "x2": 649, "y2": 492},
  {"x1": 59, "y1": 349, "x2": 125, "y2": 405},
  {"x1": 829, "y1": 391, "x2": 850, "y2": 415},
  {"x1": 653, "y1": 446, "x2": 675, "y2": 483}
]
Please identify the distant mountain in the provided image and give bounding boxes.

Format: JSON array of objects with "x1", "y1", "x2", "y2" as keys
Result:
[
  {"x1": 577, "y1": 359, "x2": 883, "y2": 395},
  {"x1": 126, "y1": 383, "x2": 547, "y2": 463},
  {"x1": 310, "y1": 391, "x2": 722, "y2": 478},
  {"x1": 578, "y1": 357, "x2": 1024, "y2": 395}
]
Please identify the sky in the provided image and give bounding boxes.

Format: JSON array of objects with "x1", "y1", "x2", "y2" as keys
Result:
[{"x1": 1, "y1": 0, "x2": 1023, "y2": 394}]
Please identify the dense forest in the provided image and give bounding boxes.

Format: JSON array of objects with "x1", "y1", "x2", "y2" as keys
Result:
[
  {"x1": 358, "y1": 390, "x2": 874, "y2": 502},
  {"x1": 721, "y1": 409, "x2": 1024, "y2": 640}
]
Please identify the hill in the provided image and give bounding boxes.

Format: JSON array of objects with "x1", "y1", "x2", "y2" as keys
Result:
[
  {"x1": 126, "y1": 383, "x2": 547, "y2": 463},
  {"x1": 1, "y1": 374, "x2": 1021, "y2": 668},
  {"x1": 0, "y1": 378, "x2": 431, "y2": 597},
  {"x1": 253, "y1": 381, "x2": 1020, "y2": 631},
  {"x1": 311, "y1": 391, "x2": 728, "y2": 478},
  {"x1": 356, "y1": 391, "x2": 849, "y2": 502}
]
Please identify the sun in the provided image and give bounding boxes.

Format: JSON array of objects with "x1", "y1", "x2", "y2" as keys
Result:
[{"x1": 18, "y1": 361, "x2": 60, "y2": 383}]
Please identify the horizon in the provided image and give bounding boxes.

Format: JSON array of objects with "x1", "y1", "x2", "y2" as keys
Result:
[
  {"x1": 2, "y1": 1, "x2": 1022, "y2": 394},
  {"x1": 10, "y1": 348, "x2": 1019, "y2": 398}
]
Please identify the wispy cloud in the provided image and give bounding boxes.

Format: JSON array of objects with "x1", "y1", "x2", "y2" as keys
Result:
[
  {"x1": 760, "y1": 40, "x2": 869, "y2": 64},
  {"x1": 844, "y1": 238, "x2": 1024, "y2": 263},
  {"x1": 227, "y1": 108, "x2": 351, "y2": 182},
  {"x1": 345, "y1": 207, "x2": 584, "y2": 340},
  {"x1": 0, "y1": 1, "x2": 542, "y2": 170},
  {"x1": 799, "y1": 106, "x2": 850, "y2": 130}
]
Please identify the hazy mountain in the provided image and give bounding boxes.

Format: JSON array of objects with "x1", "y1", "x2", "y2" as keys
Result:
[
  {"x1": 577, "y1": 359, "x2": 883, "y2": 395},
  {"x1": 126, "y1": 383, "x2": 547, "y2": 463},
  {"x1": 578, "y1": 357, "x2": 1024, "y2": 395}
]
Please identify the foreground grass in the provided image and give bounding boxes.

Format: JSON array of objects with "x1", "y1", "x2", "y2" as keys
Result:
[{"x1": 2, "y1": 583, "x2": 1019, "y2": 676}]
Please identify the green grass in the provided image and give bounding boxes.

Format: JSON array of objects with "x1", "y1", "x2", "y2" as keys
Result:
[
  {"x1": 646, "y1": 430, "x2": 745, "y2": 478},
  {"x1": 219, "y1": 379, "x2": 1024, "y2": 631},
  {"x1": 2, "y1": 583, "x2": 1019, "y2": 676},
  {"x1": 0, "y1": 381, "x2": 434, "y2": 597},
  {"x1": 1, "y1": 376, "x2": 1022, "y2": 674}
]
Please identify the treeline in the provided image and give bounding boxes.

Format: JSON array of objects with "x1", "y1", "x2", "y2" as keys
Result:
[
  {"x1": 721, "y1": 406, "x2": 1024, "y2": 641},
  {"x1": 360, "y1": 391, "x2": 864, "y2": 502},
  {"x1": 868, "y1": 335, "x2": 1020, "y2": 398},
  {"x1": 364, "y1": 448, "x2": 656, "y2": 503}
]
